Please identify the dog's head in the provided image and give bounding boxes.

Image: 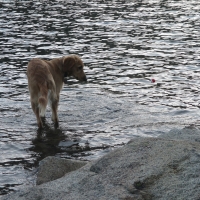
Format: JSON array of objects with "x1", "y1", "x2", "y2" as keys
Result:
[{"x1": 63, "y1": 55, "x2": 87, "y2": 82}]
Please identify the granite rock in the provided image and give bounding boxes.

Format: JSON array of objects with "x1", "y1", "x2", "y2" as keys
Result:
[
  {"x1": 1, "y1": 128, "x2": 200, "y2": 200},
  {"x1": 36, "y1": 156, "x2": 88, "y2": 185}
]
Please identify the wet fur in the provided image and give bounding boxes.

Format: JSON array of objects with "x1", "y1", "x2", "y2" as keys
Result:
[{"x1": 27, "y1": 55, "x2": 87, "y2": 128}]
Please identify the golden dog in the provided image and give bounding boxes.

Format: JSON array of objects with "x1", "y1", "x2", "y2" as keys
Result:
[{"x1": 27, "y1": 55, "x2": 87, "y2": 128}]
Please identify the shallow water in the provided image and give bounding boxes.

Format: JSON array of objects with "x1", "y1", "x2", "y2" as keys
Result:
[{"x1": 1, "y1": 0, "x2": 200, "y2": 195}]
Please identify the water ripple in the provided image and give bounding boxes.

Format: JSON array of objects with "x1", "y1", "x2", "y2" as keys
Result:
[{"x1": 1, "y1": 0, "x2": 200, "y2": 195}]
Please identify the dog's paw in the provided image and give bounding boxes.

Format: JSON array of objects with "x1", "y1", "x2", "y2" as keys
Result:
[
  {"x1": 54, "y1": 121, "x2": 59, "y2": 129},
  {"x1": 38, "y1": 121, "x2": 43, "y2": 129}
]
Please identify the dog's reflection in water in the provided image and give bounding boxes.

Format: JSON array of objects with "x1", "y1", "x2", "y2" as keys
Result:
[{"x1": 31, "y1": 119, "x2": 65, "y2": 160}]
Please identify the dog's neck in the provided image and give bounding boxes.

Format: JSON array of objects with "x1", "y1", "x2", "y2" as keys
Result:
[{"x1": 63, "y1": 72, "x2": 68, "y2": 84}]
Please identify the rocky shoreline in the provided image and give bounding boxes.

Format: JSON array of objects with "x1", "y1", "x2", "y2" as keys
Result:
[{"x1": 1, "y1": 128, "x2": 200, "y2": 200}]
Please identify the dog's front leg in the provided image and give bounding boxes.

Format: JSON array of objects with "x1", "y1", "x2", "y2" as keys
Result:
[
  {"x1": 51, "y1": 99, "x2": 59, "y2": 128},
  {"x1": 49, "y1": 92, "x2": 59, "y2": 128}
]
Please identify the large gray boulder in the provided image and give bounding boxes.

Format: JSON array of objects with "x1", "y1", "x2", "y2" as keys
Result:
[
  {"x1": 36, "y1": 156, "x2": 88, "y2": 185},
  {"x1": 1, "y1": 128, "x2": 200, "y2": 200}
]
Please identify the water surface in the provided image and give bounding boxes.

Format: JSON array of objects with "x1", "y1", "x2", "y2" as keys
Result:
[{"x1": 1, "y1": 0, "x2": 200, "y2": 195}]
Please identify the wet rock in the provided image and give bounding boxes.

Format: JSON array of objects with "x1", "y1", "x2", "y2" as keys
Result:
[
  {"x1": 1, "y1": 128, "x2": 200, "y2": 200},
  {"x1": 36, "y1": 156, "x2": 88, "y2": 185}
]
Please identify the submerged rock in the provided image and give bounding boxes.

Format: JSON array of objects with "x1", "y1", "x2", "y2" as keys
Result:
[
  {"x1": 36, "y1": 156, "x2": 88, "y2": 185},
  {"x1": 1, "y1": 128, "x2": 200, "y2": 200}
]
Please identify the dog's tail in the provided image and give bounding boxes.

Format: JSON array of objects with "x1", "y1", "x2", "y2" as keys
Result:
[{"x1": 38, "y1": 84, "x2": 48, "y2": 117}]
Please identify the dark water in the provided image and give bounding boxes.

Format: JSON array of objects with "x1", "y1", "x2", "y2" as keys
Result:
[{"x1": 1, "y1": 0, "x2": 200, "y2": 195}]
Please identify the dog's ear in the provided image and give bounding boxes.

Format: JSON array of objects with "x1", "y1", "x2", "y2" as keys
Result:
[{"x1": 63, "y1": 56, "x2": 75, "y2": 74}]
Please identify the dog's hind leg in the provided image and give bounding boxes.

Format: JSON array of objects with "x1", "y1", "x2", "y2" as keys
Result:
[
  {"x1": 31, "y1": 101, "x2": 43, "y2": 128},
  {"x1": 38, "y1": 84, "x2": 48, "y2": 118},
  {"x1": 48, "y1": 82, "x2": 59, "y2": 128}
]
